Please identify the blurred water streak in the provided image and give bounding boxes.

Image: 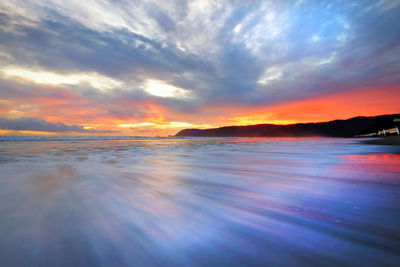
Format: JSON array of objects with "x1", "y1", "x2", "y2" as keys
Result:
[{"x1": 0, "y1": 137, "x2": 399, "y2": 266}]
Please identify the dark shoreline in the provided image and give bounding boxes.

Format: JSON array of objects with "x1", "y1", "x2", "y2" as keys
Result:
[{"x1": 362, "y1": 136, "x2": 400, "y2": 146}]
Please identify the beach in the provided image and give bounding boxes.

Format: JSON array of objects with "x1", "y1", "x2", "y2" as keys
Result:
[
  {"x1": 362, "y1": 136, "x2": 400, "y2": 146},
  {"x1": 0, "y1": 137, "x2": 399, "y2": 266}
]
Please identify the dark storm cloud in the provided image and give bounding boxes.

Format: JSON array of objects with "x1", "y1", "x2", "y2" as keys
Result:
[{"x1": 0, "y1": 117, "x2": 115, "y2": 133}]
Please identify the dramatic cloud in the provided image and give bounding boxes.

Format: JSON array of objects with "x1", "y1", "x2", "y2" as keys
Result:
[
  {"x1": 0, "y1": 0, "x2": 399, "y2": 135},
  {"x1": 0, "y1": 117, "x2": 114, "y2": 133}
]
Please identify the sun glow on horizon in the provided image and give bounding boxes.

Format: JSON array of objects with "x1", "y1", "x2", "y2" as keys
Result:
[{"x1": 119, "y1": 121, "x2": 208, "y2": 128}]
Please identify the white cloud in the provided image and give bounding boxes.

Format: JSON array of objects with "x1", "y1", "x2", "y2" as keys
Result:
[
  {"x1": 231, "y1": 4, "x2": 290, "y2": 56},
  {"x1": 311, "y1": 34, "x2": 321, "y2": 42},
  {"x1": 144, "y1": 79, "x2": 190, "y2": 98},
  {"x1": 315, "y1": 53, "x2": 337, "y2": 65},
  {"x1": 258, "y1": 66, "x2": 283, "y2": 85},
  {"x1": 1, "y1": 67, "x2": 123, "y2": 91}
]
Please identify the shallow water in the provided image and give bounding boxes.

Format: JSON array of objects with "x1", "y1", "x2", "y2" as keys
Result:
[{"x1": 0, "y1": 137, "x2": 399, "y2": 266}]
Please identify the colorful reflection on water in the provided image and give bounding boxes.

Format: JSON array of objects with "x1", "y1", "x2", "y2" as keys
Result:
[{"x1": 0, "y1": 137, "x2": 399, "y2": 266}]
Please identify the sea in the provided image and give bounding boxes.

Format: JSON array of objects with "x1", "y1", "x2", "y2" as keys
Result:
[{"x1": 0, "y1": 136, "x2": 399, "y2": 266}]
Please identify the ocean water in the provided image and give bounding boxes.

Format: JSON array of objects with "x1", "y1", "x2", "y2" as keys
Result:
[{"x1": 0, "y1": 137, "x2": 399, "y2": 266}]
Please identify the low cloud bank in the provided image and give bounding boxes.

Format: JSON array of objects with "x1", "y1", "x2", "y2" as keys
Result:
[{"x1": 0, "y1": 117, "x2": 114, "y2": 133}]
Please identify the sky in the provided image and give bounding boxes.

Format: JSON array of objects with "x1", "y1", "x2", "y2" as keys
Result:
[{"x1": 0, "y1": 0, "x2": 399, "y2": 136}]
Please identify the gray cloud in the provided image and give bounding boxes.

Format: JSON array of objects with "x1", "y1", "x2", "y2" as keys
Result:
[
  {"x1": 145, "y1": 3, "x2": 176, "y2": 32},
  {"x1": 0, "y1": 117, "x2": 115, "y2": 133},
  {"x1": 0, "y1": 0, "x2": 399, "y2": 120}
]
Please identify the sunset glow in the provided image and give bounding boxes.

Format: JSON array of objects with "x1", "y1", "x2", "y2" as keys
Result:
[{"x1": 0, "y1": 0, "x2": 399, "y2": 136}]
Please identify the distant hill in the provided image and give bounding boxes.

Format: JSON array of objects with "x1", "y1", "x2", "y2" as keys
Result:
[{"x1": 175, "y1": 114, "x2": 400, "y2": 138}]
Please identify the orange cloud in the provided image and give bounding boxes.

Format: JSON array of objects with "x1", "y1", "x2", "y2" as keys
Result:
[{"x1": 1, "y1": 85, "x2": 399, "y2": 136}]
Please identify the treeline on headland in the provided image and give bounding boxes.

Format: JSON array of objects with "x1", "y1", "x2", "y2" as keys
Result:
[{"x1": 175, "y1": 114, "x2": 400, "y2": 138}]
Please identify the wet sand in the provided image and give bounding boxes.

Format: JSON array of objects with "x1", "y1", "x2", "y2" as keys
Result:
[
  {"x1": 0, "y1": 137, "x2": 399, "y2": 266},
  {"x1": 362, "y1": 136, "x2": 400, "y2": 152}
]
